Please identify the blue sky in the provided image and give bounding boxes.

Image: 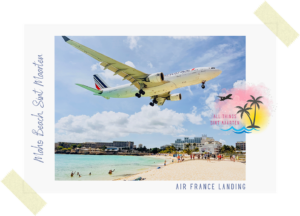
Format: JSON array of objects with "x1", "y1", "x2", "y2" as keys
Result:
[{"x1": 55, "y1": 36, "x2": 245, "y2": 148}]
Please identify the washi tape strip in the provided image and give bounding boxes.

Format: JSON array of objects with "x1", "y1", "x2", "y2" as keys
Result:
[
  {"x1": 1, "y1": 170, "x2": 46, "y2": 215},
  {"x1": 254, "y1": 1, "x2": 299, "y2": 47}
]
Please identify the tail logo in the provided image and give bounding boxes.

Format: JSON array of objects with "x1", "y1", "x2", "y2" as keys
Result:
[{"x1": 95, "y1": 83, "x2": 101, "y2": 90}]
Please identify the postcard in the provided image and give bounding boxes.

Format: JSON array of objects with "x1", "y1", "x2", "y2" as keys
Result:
[{"x1": 24, "y1": 25, "x2": 276, "y2": 193}]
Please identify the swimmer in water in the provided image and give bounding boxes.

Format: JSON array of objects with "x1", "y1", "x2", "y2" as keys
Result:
[
  {"x1": 89, "y1": 172, "x2": 91, "y2": 175},
  {"x1": 108, "y1": 169, "x2": 115, "y2": 174},
  {"x1": 79, "y1": 174, "x2": 81, "y2": 177}
]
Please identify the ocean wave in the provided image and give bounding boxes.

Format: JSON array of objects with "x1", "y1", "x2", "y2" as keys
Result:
[
  {"x1": 221, "y1": 126, "x2": 259, "y2": 132},
  {"x1": 233, "y1": 130, "x2": 252, "y2": 134}
]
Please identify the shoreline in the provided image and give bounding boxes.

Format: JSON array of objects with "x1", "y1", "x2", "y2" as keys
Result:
[
  {"x1": 112, "y1": 155, "x2": 174, "y2": 181},
  {"x1": 115, "y1": 156, "x2": 246, "y2": 181}
]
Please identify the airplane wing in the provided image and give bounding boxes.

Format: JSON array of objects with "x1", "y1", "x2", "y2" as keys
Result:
[
  {"x1": 151, "y1": 92, "x2": 171, "y2": 106},
  {"x1": 62, "y1": 36, "x2": 167, "y2": 90}
]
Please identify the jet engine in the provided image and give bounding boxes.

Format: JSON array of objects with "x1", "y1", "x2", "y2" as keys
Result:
[
  {"x1": 146, "y1": 72, "x2": 164, "y2": 83},
  {"x1": 169, "y1": 93, "x2": 182, "y2": 101}
]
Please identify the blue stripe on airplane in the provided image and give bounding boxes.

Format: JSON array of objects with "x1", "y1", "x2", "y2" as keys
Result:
[
  {"x1": 94, "y1": 78, "x2": 104, "y2": 89},
  {"x1": 93, "y1": 75, "x2": 108, "y2": 88}
]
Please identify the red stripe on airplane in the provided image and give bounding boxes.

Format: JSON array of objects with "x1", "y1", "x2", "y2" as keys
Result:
[{"x1": 95, "y1": 84, "x2": 101, "y2": 90}]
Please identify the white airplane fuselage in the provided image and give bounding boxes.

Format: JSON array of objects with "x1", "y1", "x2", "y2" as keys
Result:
[{"x1": 99, "y1": 67, "x2": 222, "y2": 98}]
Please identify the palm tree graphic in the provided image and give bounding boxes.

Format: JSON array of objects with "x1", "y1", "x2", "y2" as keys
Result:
[
  {"x1": 236, "y1": 103, "x2": 253, "y2": 127},
  {"x1": 247, "y1": 95, "x2": 263, "y2": 128}
]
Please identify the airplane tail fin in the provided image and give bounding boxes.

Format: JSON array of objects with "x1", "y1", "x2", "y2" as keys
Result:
[{"x1": 93, "y1": 74, "x2": 110, "y2": 90}]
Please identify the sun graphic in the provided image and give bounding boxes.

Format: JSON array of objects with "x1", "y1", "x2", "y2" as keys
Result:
[{"x1": 240, "y1": 104, "x2": 270, "y2": 132}]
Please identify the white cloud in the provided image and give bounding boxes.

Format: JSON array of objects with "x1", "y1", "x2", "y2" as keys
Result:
[
  {"x1": 98, "y1": 70, "x2": 122, "y2": 81},
  {"x1": 204, "y1": 84, "x2": 220, "y2": 93},
  {"x1": 186, "y1": 106, "x2": 203, "y2": 125},
  {"x1": 201, "y1": 92, "x2": 218, "y2": 117},
  {"x1": 170, "y1": 36, "x2": 211, "y2": 40},
  {"x1": 148, "y1": 62, "x2": 153, "y2": 68},
  {"x1": 91, "y1": 63, "x2": 98, "y2": 71},
  {"x1": 56, "y1": 105, "x2": 205, "y2": 142},
  {"x1": 195, "y1": 43, "x2": 244, "y2": 69},
  {"x1": 185, "y1": 86, "x2": 193, "y2": 95},
  {"x1": 125, "y1": 61, "x2": 135, "y2": 68},
  {"x1": 233, "y1": 80, "x2": 246, "y2": 89},
  {"x1": 219, "y1": 139, "x2": 226, "y2": 144},
  {"x1": 127, "y1": 36, "x2": 140, "y2": 50},
  {"x1": 55, "y1": 106, "x2": 186, "y2": 142}
]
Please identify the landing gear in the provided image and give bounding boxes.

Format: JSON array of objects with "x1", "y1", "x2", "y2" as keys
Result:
[
  {"x1": 201, "y1": 81, "x2": 206, "y2": 89},
  {"x1": 149, "y1": 98, "x2": 158, "y2": 106},
  {"x1": 139, "y1": 89, "x2": 145, "y2": 95},
  {"x1": 135, "y1": 93, "x2": 141, "y2": 98}
]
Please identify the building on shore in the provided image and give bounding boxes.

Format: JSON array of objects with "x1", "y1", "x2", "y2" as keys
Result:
[
  {"x1": 161, "y1": 135, "x2": 222, "y2": 150},
  {"x1": 133, "y1": 145, "x2": 137, "y2": 149},
  {"x1": 105, "y1": 147, "x2": 120, "y2": 152},
  {"x1": 138, "y1": 144, "x2": 143, "y2": 148},
  {"x1": 57, "y1": 141, "x2": 134, "y2": 149},
  {"x1": 200, "y1": 144, "x2": 222, "y2": 154},
  {"x1": 236, "y1": 141, "x2": 246, "y2": 152}
]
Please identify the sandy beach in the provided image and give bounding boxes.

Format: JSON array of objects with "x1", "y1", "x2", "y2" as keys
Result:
[{"x1": 116, "y1": 156, "x2": 246, "y2": 181}]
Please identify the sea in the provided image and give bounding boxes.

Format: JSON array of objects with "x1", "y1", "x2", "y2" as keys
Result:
[{"x1": 55, "y1": 154, "x2": 167, "y2": 181}]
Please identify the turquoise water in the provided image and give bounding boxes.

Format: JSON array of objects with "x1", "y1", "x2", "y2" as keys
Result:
[{"x1": 55, "y1": 154, "x2": 166, "y2": 181}]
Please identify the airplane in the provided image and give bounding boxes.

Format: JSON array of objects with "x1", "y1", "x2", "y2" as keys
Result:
[
  {"x1": 62, "y1": 36, "x2": 222, "y2": 106},
  {"x1": 217, "y1": 94, "x2": 232, "y2": 101}
]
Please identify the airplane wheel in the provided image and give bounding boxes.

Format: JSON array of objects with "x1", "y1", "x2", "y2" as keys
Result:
[
  {"x1": 139, "y1": 89, "x2": 145, "y2": 95},
  {"x1": 201, "y1": 85, "x2": 205, "y2": 89},
  {"x1": 135, "y1": 93, "x2": 141, "y2": 98},
  {"x1": 153, "y1": 99, "x2": 158, "y2": 104},
  {"x1": 149, "y1": 102, "x2": 154, "y2": 106}
]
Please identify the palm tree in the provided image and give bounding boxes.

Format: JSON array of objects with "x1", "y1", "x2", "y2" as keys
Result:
[
  {"x1": 236, "y1": 103, "x2": 253, "y2": 127},
  {"x1": 185, "y1": 143, "x2": 191, "y2": 150},
  {"x1": 193, "y1": 143, "x2": 196, "y2": 150},
  {"x1": 247, "y1": 95, "x2": 263, "y2": 128}
]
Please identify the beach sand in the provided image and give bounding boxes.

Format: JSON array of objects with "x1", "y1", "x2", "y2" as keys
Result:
[{"x1": 116, "y1": 156, "x2": 246, "y2": 181}]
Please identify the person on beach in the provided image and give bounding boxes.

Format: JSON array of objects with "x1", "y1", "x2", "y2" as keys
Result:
[
  {"x1": 207, "y1": 154, "x2": 210, "y2": 162},
  {"x1": 204, "y1": 154, "x2": 207, "y2": 160},
  {"x1": 236, "y1": 155, "x2": 239, "y2": 161},
  {"x1": 177, "y1": 155, "x2": 180, "y2": 163},
  {"x1": 164, "y1": 160, "x2": 166, "y2": 166},
  {"x1": 108, "y1": 169, "x2": 115, "y2": 174},
  {"x1": 190, "y1": 154, "x2": 192, "y2": 160},
  {"x1": 232, "y1": 155, "x2": 235, "y2": 162}
]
